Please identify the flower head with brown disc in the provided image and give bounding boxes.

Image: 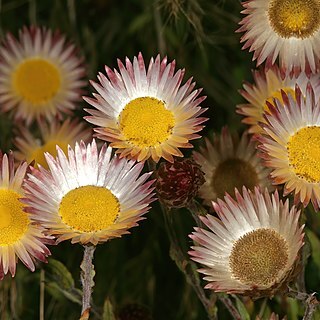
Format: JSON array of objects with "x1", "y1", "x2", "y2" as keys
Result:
[
  {"x1": 193, "y1": 127, "x2": 272, "y2": 205},
  {"x1": 237, "y1": 0, "x2": 320, "y2": 76},
  {"x1": 189, "y1": 187, "x2": 304, "y2": 298}
]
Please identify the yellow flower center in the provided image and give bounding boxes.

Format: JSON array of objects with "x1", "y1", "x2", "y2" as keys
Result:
[
  {"x1": 268, "y1": 0, "x2": 320, "y2": 39},
  {"x1": 119, "y1": 97, "x2": 175, "y2": 148},
  {"x1": 12, "y1": 58, "x2": 61, "y2": 105},
  {"x1": 287, "y1": 126, "x2": 320, "y2": 183},
  {"x1": 0, "y1": 189, "x2": 29, "y2": 246},
  {"x1": 212, "y1": 158, "x2": 258, "y2": 199},
  {"x1": 58, "y1": 186, "x2": 120, "y2": 233},
  {"x1": 30, "y1": 139, "x2": 68, "y2": 169},
  {"x1": 264, "y1": 87, "x2": 295, "y2": 113},
  {"x1": 229, "y1": 228, "x2": 289, "y2": 286}
]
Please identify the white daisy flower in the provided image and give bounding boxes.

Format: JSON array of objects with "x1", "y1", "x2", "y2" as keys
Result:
[{"x1": 23, "y1": 140, "x2": 155, "y2": 245}]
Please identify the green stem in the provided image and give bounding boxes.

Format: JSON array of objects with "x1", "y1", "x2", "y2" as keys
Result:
[
  {"x1": 153, "y1": 1, "x2": 166, "y2": 55},
  {"x1": 39, "y1": 269, "x2": 45, "y2": 320},
  {"x1": 162, "y1": 205, "x2": 216, "y2": 320},
  {"x1": 218, "y1": 296, "x2": 242, "y2": 320},
  {"x1": 187, "y1": 200, "x2": 208, "y2": 228},
  {"x1": 28, "y1": 0, "x2": 36, "y2": 25}
]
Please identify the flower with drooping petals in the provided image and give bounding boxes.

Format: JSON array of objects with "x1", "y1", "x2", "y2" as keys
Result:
[
  {"x1": 155, "y1": 158, "x2": 205, "y2": 208},
  {"x1": 189, "y1": 187, "x2": 304, "y2": 298},
  {"x1": 23, "y1": 140, "x2": 155, "y2": 245},
  {"x1": 238, "y1": 65, "x2": 320, "y2": 133},
  {"x1": 237, "y1": 0, "x2": 320, "y2": 76},
  {"x1": 0, "y1": 26, "x2": 86, "y2": 124},
  {"x1": 0, "y1": 151, "x2": 50, "y2": 279},
  {"x1": 84, "y1": 53, "x2": 207, "y2": 163},
  {"x1": 257, "y1": 83, "x2": 320, "y2": 210},
  {"x1": 14, "y1": 117, "x2": 92, "y2": 169},
  {"x1": 193, "y1": 127, "x2": 272, "y2": 205}
]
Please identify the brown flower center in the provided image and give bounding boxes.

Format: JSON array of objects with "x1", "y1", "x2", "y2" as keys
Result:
[
  {"x1": 229, "y1": 228, "x2": 289, "y2": 286},
  {"x1": 211, "y1": 158, "x2": 258, "y2": 199}
]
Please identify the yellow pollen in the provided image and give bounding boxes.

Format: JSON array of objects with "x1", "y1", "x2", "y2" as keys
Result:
[
  {"x1": 0, "y1": 189, "x2": 29, "y2": 246},
  {"x1": 264, "y1": 87, "x2": 295, "y2": 113},
  {"x1": 58, "y1": 186, "x2": 120, "y2": 233},
  {"x1": 268, "y1": 0, "x2": 320, "y2": 39},
  {"x1": 30, "y1": 139, "x2": 68, "y2": 169},
  {"x1": 12, "y1": 58, "x2": 61, "y2": 105},
  {"x1": 119, "y1": 97, "x2": 175, "y2": 148},
  {"x1": 212, "y1": 158, "x2": 259, "y2": 199},
  {"x1": 229, "y1": 228, "x2": 288, "y2": 286},
  {"x1": 287, "y1": 126, "x2": 320, "y2": 183}
]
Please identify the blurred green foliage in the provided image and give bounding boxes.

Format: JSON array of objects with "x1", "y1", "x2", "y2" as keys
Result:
[{"x1": 0, "y1": 0, "x2": 319, "y2": 319}]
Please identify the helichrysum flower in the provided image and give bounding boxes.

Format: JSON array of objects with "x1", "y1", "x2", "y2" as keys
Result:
[
  {"x1": 193, "y1": 127, "x2": 272, "y2": 205},
  {"x1": 257, "y1": 84, "x2": 320, "y2": 210},
  {"x1": 0, "y1": 26, "x2": 85, "y2": 124},
  {"x1": 0, "y1": 151, "x2": 50, "y2": 279},
  {"x1": 238, "y1": 65, "x2": 320, "y2": 134},
  {"x1": 14, "y1": 117, "x2": 92, "y2": 169},
  {"x1": 23, "y1": 140, "x2": 155, "y2": 245},
  {"x1": 189, "y1": 187, "x2": 304, "y2": 298},
  {"x1": 84, "y1": 53, "x2": 207, "y2": 163},
  {"x1": 237, "y1": 0, "x2": 320, "y2": 76},
  {"x1": 155, "y1": 158, "x2": 205, "y2": 208}
]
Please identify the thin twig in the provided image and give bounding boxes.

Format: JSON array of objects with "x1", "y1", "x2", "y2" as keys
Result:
[
  {"x1": 187, "y1": 200, "x2": 207, "y2": 228},
  {"x1": 162, "y1": 205, "x2": 215, "y2": 320},
  {"x1": 39, "y1": 269, "x2": 45, "y2": 320},
  {"x1": 219, "y1": 296, "x2": 242, "y2": 320},
  {"x1": 80, "y1": 245, "x2": 96, "y2": 319},
  {"x1": 287, "y1": 287, "x2": 320, "y2": 320}
]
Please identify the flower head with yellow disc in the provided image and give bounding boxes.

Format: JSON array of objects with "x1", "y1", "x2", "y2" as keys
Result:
[
  {"x1": 0, "y1": 26, "x2": 86, "y2": 124},
  {"x1": 257, "y1": 83, "x2": 320, "y2": 210},
  {"x1": 84, "y1": 53, "x2": 207, "y2": 163},
  {"x1": 0, "y1": 151, "x2": 50, "y2": 279}
]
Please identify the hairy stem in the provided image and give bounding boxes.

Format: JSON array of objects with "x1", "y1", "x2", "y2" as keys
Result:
[{"x1": 80, "y1": 245, "x2": 96, "y2": 319}]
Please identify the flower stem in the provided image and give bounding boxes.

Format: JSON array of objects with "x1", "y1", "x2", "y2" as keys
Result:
[
  {"x1": 287, "y1": 288, "x2": 320, "y2": 320},
  {"x1": 162, "y1": 205, "x2": 216, "y2": 319},
  {"x1": 80, "y1": 245, "x2": 96, "y2": 319},
  {"x1": 39, "y1": 268, "x2": 45, "y2": 320},
  {"x1": 218, "y1": 296, "x2": 242, "y2": 320}
]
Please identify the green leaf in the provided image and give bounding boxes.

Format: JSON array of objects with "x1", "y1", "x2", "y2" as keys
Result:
[
  {"x1": 103, "y1": 298, "x2": 116, "y2": 320},
  {"x1": 306, "y1": 229, "x2": 320, "y2": 269},
  {"x1": 234, "y1": 295, "x2": 250, "y2": 320},
  {"x1": 45, "y1": 258, "x2": 75, "y2": 290},
  {"x1": 287, "y1": 297, "x2": 301, "y2": 320},
  {"x1": 45, "y1": 258, "x2": 82, "y2": 304}
]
